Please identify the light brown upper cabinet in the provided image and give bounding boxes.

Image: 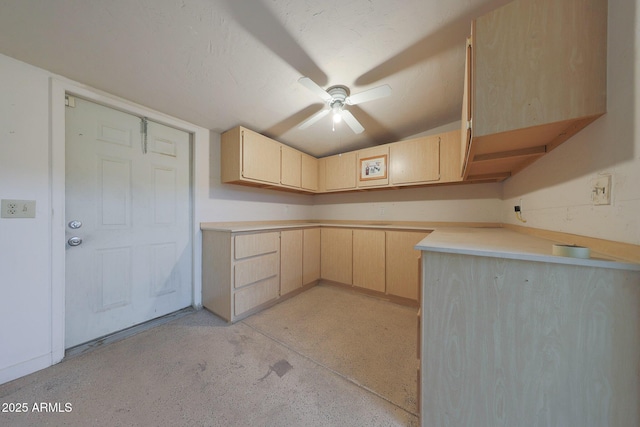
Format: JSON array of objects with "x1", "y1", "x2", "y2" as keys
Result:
[
  {"x1": 322, "y1": 152, "x2": 357, "y2": 191},
  {"x1": 357, "y1": 146, "x2": 390, "y2": 188},
  {"x1": 221, "y1": 126, "x2": 281, "y2": 186},
  {"x1": 280, "y1": 145, "x2": 302, "y2": 189},
  {"x1": 221, "y1": 126, "x2": 318, "y2": 193},
  {"x1": 301, "y1": 153, "x2": 319, "y2": 192},
  {"x1": 462, "y1": 0, "x2": 607, "y2": 181},
  {"x1": 389, "y1": 136, "x2": 440, "y2": 185},
  {"x1": 439, "y1": 129, "x2": 463, "y2": 184}
]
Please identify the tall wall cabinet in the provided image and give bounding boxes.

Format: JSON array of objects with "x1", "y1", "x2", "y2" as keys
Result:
[{"x1": 461, "y1": 0, "x2": 607, "y2": 181}]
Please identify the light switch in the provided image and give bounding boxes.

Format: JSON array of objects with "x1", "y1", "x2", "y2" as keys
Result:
[
  {"x1": 591, "y1": 174, "x2": 612, "y2": 206},
  {"x1": 1, "y1": 199, "x2": 36, "y2": 218}
]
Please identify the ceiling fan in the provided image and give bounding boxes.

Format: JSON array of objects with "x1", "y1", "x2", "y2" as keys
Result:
[{"x1": 297, "y1": 77, "x2": 392, "y2": 134}]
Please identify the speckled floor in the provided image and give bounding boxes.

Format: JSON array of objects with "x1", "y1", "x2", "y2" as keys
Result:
[{"x1": 0, "y1": 283, "x2": 419, "y2": 427}]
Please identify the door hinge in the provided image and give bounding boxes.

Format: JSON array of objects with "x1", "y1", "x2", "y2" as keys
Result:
[
  {"x1": 466, "y1": 119, "x2": 472, "y2": 130},
  {"x1": 65, "y1": 95, "x2": 76, "y2": 108}
]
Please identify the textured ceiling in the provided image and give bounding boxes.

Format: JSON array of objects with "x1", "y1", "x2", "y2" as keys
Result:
[{"x1": 0, "y1": 0, "x2": 512, "y2": 157}]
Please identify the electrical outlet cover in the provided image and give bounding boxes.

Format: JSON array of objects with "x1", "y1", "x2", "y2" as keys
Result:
[{"x1": 1, "y1": 199, "x2": 36, "y2": 218}]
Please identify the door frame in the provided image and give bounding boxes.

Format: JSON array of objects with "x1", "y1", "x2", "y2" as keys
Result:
[{"x1": 50, "y1": 78, "x2": 208, "y2": 364}]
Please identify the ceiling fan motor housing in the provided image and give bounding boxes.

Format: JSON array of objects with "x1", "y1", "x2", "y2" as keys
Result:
[{"x1": 327, "y1": 85, "x2": 349, "y2": 109}]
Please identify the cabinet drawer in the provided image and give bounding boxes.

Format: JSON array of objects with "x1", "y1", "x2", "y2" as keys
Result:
[
  {"x1": 234, "y1": 252, "x2": 279, "y2": 288},
  {"x1": 234, "y1": 276, "x2": 279, "y2": 316},
  {"x1": 234, "y1": 232, "x2": 279, "y2": 259}
]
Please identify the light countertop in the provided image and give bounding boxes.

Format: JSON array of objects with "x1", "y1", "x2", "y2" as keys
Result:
[
  {"x1": 416, "y1": 228, "x2": 640, "y2": 271},
  {"x1": 200, "y1": 221, "x2": 639, "y2": 271},
  {"x1": 200, "y1": 221, "x2": 440, "y2": 233}
]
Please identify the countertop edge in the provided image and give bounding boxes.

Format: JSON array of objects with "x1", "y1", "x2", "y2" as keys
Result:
[{"x1": 416, "y1": 229, "x2": 640, "y2": 272}]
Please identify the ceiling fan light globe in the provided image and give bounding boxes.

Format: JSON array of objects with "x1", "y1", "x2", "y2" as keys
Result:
[{"x1": 333, "y1": 112, "x2": 342, "y2": 123}]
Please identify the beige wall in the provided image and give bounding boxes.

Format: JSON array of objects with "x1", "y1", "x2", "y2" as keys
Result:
[{"x1": 501, "y1": 0, "x2": 640, "y2": 245}]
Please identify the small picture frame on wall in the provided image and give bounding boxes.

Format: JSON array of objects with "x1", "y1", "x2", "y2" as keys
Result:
[{"x1": 360, "y1": 155, "x2": 387, "y2": 180}]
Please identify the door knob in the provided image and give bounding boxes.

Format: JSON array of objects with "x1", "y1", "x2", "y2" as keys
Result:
[
  {"x1": 68, "y1": 236, "x2": 83, "y2": 246},
  {"x1": 68, "y1": 220, "x2": 82, "y2": 229}
]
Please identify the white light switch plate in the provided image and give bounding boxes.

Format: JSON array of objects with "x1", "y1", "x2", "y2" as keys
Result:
[
  {"x1": 591, "y1": 174, "x2": 612, "y2": 205},
  {"x1": 1, "y1": 199, "x2": 36, "y2": 218}
]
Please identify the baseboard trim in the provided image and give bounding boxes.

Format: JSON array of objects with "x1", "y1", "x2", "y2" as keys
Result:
[{"x1": 0, "y1": 353, "x2": 52, "y2": 385}]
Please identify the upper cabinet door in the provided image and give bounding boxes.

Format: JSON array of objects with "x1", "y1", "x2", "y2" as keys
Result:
[
  {"x1": 301, "y1": 153, "x2": 318, "y2": 192},
  {"x1": 462, "y1": 0, "x2": 607, "y2": 181},
  {"x1": 460, "y1": 30, "x2": 474, "y2": 178},
  {"x1": 281, "y1": 145, "x2": 302, "y2": 188},
  {"x1": 241, "y1": 128, "x2": 281, "y2": 184},
  {"x1": 389, "y1": 136, "x2": 440, "y2": 185},
  {"x1": 324, "y1": 152, "x2": 357, "y2": 191}
]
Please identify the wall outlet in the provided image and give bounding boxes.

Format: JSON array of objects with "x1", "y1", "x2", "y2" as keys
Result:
[{"x1": 1, "y1": 199, "x2": 36, "y2": 218}]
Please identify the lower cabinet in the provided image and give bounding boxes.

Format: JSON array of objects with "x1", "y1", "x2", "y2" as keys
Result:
[
  {"x1": 302, "y1": 228, "x2": 321, "y2": 285},
  {"x1": 352, "y1": 229, "x2": 386, "y2": 292},
  {"x1": 386, "y1": 231, "x2": 429, "y2": 300},
  {"x1": 203, "y1": 230, "x2": 280, "y2": 322},
  {"x1": 320, "y1": 227, "x2": 430, "y2": 303},
  {"x1": 202, "y1": 226, "x2": 429, "y2": 322},
  {"x1": 203, "y1": 227, "x2": 323, "y2": 322},
  {"x1": 280, "y1": 229, "x2": 303, "y2": 296},
  {"x1": 320, "y1": 228, "x2": 353, "y2": 284}
]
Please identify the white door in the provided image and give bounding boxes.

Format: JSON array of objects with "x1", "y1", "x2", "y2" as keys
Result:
[{"x1": 65, "y1": 97, "x2": 192, "y2": 348}]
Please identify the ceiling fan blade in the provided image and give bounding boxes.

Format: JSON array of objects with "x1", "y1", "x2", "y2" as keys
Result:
[
  {"x1": 298, "y1": 77, "x2": 333, "y2": 103},
  {"x1": 341, "y1": 110, "x2": 365, "y2": 134},
  {"x1": 345, "y1": 84, "x2": 392, "y2": 105},
  {"x1": 298, "y1": 108, "x2": 330, "y2": 130}
]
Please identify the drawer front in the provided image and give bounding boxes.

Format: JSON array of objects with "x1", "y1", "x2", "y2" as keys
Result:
[
  {"x1": 234, "y1": 252, "x2": 279, "y2": 289},
  {"x1": 234, "y1": 232, "x2": 279, "y2": 259},
  {"x1": 234, "y1": 276, "x2": 279, "y2": 317}
]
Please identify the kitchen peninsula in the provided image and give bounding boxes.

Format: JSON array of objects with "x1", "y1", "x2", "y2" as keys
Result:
[{"x1": 417, "y1": 228, "x2": 640, "y2": 426}]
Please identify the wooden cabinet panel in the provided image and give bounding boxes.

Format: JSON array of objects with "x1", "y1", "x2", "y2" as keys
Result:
[
  {"x1": 234, "y1": 232, "x2": 279, "y2": 259},
  {"x1": 280, "y1": 229, "x2": 303, "y2": 296},
  {"x1": 462, "y1": 0, "x2": 607, "y2": 180},
  {"x1": 357, "y1": 146, "x2": 389, "y2": 188},
  {"x1": 352, "y1": 229, "x2": 386, "y2": 293},
  {"x1": 439, "y1": 130, "x2": 463, "y2": 183},
  {"x1": 234, "y1": 276, "x2": 279, "y2": 317},
  {"x1": 421, "y1": 251, "x2": 640, "y2": 426},
  {"x1": 321, "y1": 228, "x2": 352, "y2": 284},
  {"x1": 202, "y1": 230, "x2": 233, "y2": 322},
  {"x1": 324, "y1": 152, "x2": 357, "y2": 191},
  {"x1": 461, "y1": 31, "x2": 473, "y2": 178},
  {"x1": 301, "y1": 153, "x2": 318, "y2": 192},
  {"x1": 203, "y1": 230, "x2": 280, "y2": 322},
  {"x1": 281, "y1": 145, "x2": 301, "y2": 188},
  {"x1": 234, "y1": 252, "x2": 279, "y2": 289},
  {"x1": 302, "y1": 228, "x2": 321, "y2": 285},
  {"x1": 390, "y1": 136, "x2": 440, "y2": 185},
  {"x1": 386, "y1": 231, "x2": 429, "y2": 300},
  {"x1": 241, "y1": 128, "x2": 281, "y2": 184}
]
